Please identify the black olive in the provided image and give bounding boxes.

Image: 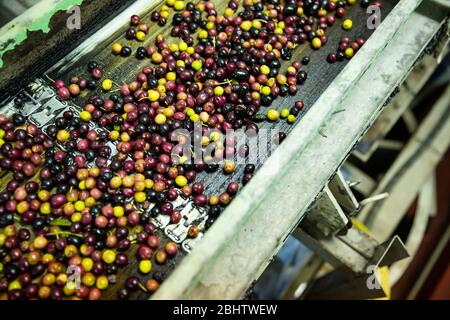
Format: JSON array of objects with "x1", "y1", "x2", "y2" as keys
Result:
[
  {"x1": 250, "y1": 27, "x2": 259, "y2": 38},
  {"x1": 296, "y1": 71, "x2": 308, "y2": 84},
  {"x1": 110, "y1": 160, "x2": 122, "y2": 171},
  {"x1": 0, "y1": 192, "x2": 9, "y2": 203},
  {"x1": 140, "y1": 212, "x2": 151, "y2": 224},
  {"x1": 12, "y1": 114, "x2": 26, "y2": 125},
  {"x1": 94, "y1": 241, "x2": 105, "y2": 250},
  {"x1": 14, "y1": 97, "x2": 24, "y2": 107},
  {"x1": 93, "y1": 97, "x2": 103, "y2": 107},
  {"x1": 71, "y1": 117, "x2": 82, "y2": 127},
  {"x1": 32, "y1": 218, "x2": 46, "y2": 230},
  {"x1": 269, "y1": 68, "x2": 279, "y2": 77},
  {"x1": 106, "y1": 264, "x2": 118, "y2": 275},
  {"x1": 158, "y1": 17, "x2": 167, "y2": 26},
  {"x1": 54, "y1": 117, "x2": 67, "y2": 129},
  {"x1": 146, "y1": 189, "x2": 158, "y2": 202},
  {"x1": 57, "y1": 184, "x2": 69, "y2": 194},
  {"x1": 172, "y1": 13, "x2": 183, "y2": 25},
  {"x1": 243, "y1": 173, "x2": 253, "y2": 185},
  {"x1": 86, "y1": 79, "x2": 97, "y2": 90},
  {"x1": 0, "y1": 212, "x2": 14, "y2": 227},
  {"x1": 67, "y1": 236, "x2": 82, "y2": 247},
  {"x1": 159, "y1": 123, "x2": 170, "y2": 135},
  {"x1": 40, "y1": 180, "x2": 53, "y2": 190},
  {"x1": 93, "y1": 228, "x2": 107, "y2": 241},
  {"x1": 45, "y1": 125, "x2": 58, "y2": 137},
  {"x1": 244, "y1": 164, "x2": 256, "y2": 174},
  {"x1": 290, "y1": 107, "x2": 300, "y2": 116},
  {"x1": 50, "y1": 164, "x2": 62, "y2": 174},
  {"x1": 113, "y1": 194, "x2": 125, "y2": 205},
  {"x1": 120, "y1": 46, "x2": 132, "y2": 57},
  {"x1": 205, "y1": 217, "x2": 215, "y2": 230},
  {"x1": 304, "y1": 2, "x2": 320, "y2": 16},
  {"x1": 0, "y1": 248, "x2": 7, "y2": 259},
  {"x1": 4, "y1": 264, "x2": 20, "y2": 280},
  {"x1": 260, "y1": 94, "x2": 274, "y2": 106},
  {"x1": 279, "y1": 85, "x2": 289, "y2": 96},
  {"x1": 106, "y1": 94, "x2": 119, "y2": 104},
  {"x1": 337, "y1": 0, "x2": 346, "y2": 8},
  {"x1": 87, "y1": 61, "x2": 99, "y2": 71},
  {"x1": 156, "y1": 192, "x2": 167, "y2": 203},
  {"x1": 209, "y1": 206, "x2": 221, "y2": 218},
  {"x1": 136, "y1": 46, "x2": 147, "y2": 59},
  {"x1": 233, "y1": 69, "x2": 250, "y2": 81},
  {"x1": 283, "y1": 1, "x2": 298, "y2": 16},
  {"x1": 85, "y1": 149, "x2": 96, "y2": 161},
  {"x1": 150, "y1": 206, "x2": 161, "y2": 217},
  {"x1": 68, "y1": 177, "x2": 78, "y2": 186},
  {"x1": 307, "y1": 31, "x2": 316, "y2": 41},
  {"x1": 205, "y1": 163, "x2": 219, "y2": 173},
  {"x1": 135, "y1": 123, "x2": 147, "y2": 134},
  {"x1": 148, "y1": 78, "x2": 158, "y2": 89},
  {"x1": 54, "y1": 251, "x2": 65, "y2": 262},
  {"x1": 143, "y1": 169, "x2": 155, "y2": 179}
]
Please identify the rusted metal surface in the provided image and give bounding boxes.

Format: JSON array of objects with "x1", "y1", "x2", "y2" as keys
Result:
[{"x1": 0, "y1": 0, "x2": 136, "y2": 95}]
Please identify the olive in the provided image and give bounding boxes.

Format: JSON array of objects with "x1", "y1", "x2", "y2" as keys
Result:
[
  {"x1": 136, "y1": 47, "x2": 147, "y2": 59},
  {"x1": 12, "y1": 114, "x2": 26, "y2": 126},
  {"x1": 302, "y1": 56, "x2": 310, "y2": 65},
  {"x1": 86, "y1": 79, "x2": 97, "y2": 90},
  {"x1": 233, "y1": 69, "x2": 250, "y2": 81},
  {"x1": 120, "y1": 46, "x2": 132, "y2": 57},
  {"x1": 86, "y1": 61, "x2": 98, "y2": 72}
]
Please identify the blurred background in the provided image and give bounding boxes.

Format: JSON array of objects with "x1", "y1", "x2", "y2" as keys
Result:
[
  {"x1": 0, "y1": 0, "x2": 41, "y2": 27},
  {"x1": 254, "y1": 51, "x2": 450, "y2": 300}
]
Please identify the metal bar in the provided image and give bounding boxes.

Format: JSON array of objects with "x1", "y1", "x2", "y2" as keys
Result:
[
  {"x1": 47, "y1": 0, "x2": 162, "y2": 74},
  {"x1": 352, "y1": 54, "x2": 439, "y2": 162},
  {"x1": 153, "y1": 0, "x2": 427, "y2": 299},
  {"x1": 305, "y1": 269, "x2": 388, "y2": 300},
  {"x1": 300, "y1": 186, "x2": 349, "y2": 238},
  {"x1": 341, "y1": 163, "x2": 376, "y2": 197},
  {"x1": 363, "y1": 85, "x2": 450, "y2": 240},
  {"x1": 328, "y1": 170, "x2": 360, "y2": 216},
  {"x1": 293, "y1": 230, "x2": 408, "y2": 299},
  {"x1": 294, "y1": 228, "x2": 370, "y2": 275}
]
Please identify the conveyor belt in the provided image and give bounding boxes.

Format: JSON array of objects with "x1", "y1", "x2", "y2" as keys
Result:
[{"x1": 0, "y1": 0, "x2": 397, "y2": 299}]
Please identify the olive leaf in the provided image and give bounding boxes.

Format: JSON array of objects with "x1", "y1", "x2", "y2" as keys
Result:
[{"x1": 50, "y1": 218, "x2": 72, "y2": 227}]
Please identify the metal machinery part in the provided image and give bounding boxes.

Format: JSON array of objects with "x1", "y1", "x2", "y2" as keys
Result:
[
  {"x1": 155, "y1": 0, "x2": 449, "y2": 299},
  {"x1": 0, "y1": 0, "x2": 449, "y2": 299},
  {"x1": 157, "y1": 1, "x2": 448, "y2": 298}
]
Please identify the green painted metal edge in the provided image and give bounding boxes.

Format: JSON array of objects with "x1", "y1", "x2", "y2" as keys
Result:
[{"x1": 0, "y1": 0, "x2": 84, "y2": 69}]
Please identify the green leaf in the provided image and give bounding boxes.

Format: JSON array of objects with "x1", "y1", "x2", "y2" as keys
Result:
[{"x1": 50, "y1": 218, "x2": 72, "y2": 227}]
